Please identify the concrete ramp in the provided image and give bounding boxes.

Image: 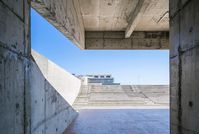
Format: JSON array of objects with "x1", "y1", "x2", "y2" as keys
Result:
[{"x1": 73, "y1": 85, "x2": 169, "y2": 109}]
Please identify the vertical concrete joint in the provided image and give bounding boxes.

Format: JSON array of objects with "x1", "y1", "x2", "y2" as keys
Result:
[{"x1": 177, "y1": 46, "x2": 182, "y2": 134}]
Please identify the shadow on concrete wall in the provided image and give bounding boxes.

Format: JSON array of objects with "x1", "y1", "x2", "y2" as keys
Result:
[{"x1": 29, "y1": 53, "x2": 80, "y2": 134}]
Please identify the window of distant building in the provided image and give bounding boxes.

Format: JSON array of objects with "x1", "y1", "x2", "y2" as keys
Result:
[
  {"x1": 106, "y1": 75, "x2": 111, "y2": 78},
  {"x1": 94, "y1": 75, "x2": 98, "y2": 78},
  {"x1": 100, "y1": 76, "x2": 105, "y2": 78}
]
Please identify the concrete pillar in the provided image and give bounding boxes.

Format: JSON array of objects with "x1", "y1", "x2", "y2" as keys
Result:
[
  {"x1": 0, "y1": 0, "x2": 31, "y2": 133},
  {"x1": 170, "y1": 0, "x2": 199, "y2": 133}
]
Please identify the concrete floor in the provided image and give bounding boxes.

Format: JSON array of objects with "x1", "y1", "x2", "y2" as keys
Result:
[{"x1": 64, "y1": 109, "x2": 169, "y2": 134}]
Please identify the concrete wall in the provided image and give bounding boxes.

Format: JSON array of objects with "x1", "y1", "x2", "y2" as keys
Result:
[
  {"x1": 170, "y1": 0, "x2": 199, "y2": 133},
  {"x1": 32, "y1": 50, "x2": 81, "y2": 105},
  {"x1": 0, "y1": 0, "x2": 31, "y2": 133},
  {"x1": 0, "y1": 1, "x2": 81, "y2": 133},
  {"x1": 29, "y1": 57, "x2": 78, "y2": 134}
]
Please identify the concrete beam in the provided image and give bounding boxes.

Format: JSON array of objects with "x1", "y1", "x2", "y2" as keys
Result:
[
  {"x1": 125, "y1": 0, "x2": 150, "y2": 38},
  {"x1": 31, "y1": 0, "x2": 85, "y2": 49},
  {"x1": 85, "y1": 31, "x2": 169, "y2": 50}
]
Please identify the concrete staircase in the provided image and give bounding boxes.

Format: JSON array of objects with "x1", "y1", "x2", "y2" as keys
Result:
[{"x1": 73, "y1": 85, "x2": 169, "y2": 109}]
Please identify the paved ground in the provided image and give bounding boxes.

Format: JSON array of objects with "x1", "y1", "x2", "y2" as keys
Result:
[{"x1": 64, "y1": 109, "x2": 169, "y2": 134}]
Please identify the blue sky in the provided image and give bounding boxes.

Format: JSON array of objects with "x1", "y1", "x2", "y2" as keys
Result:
[{"x1": 31, "y1": 9, "x2": 169, "y2": 85}]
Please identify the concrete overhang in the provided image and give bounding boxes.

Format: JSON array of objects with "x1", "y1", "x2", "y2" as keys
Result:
[{"x1": 31, "y1": 0, "x2": 169, "y2": 50}]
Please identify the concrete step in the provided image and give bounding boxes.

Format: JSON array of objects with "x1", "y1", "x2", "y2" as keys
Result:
[
  {"x1": 73, "y1": 85, "x2": 169, "y2": 109},
  {"x1": 88, "y1": 100, "x2": 149, "y2": 103}
]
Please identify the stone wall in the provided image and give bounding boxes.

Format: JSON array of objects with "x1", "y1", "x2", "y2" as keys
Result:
[{"x1": 170, "y1": 0, "x2": 199, "y2": 133}]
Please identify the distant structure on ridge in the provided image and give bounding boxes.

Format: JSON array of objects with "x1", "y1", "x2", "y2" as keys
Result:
[{"x1": 76, "y1": 74, "x2": 120, "y2": 85}]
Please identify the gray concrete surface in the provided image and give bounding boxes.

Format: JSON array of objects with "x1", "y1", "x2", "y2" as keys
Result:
[
  {"x1": 1, "y1": 0, "x2": 199, "y2": 134},
  {"x1": 73, "y1": 85, "x2": 169, "y2": 109},
  {"x1": 86, "y1": 31, "x2": 169, "y2": 49},
  {"x1": 31, "y1": 0, "x2": 169, "y2": 49},
  {"x1": 0, "y1": 1, "x2": 81, "y2": 132},
  {"x1": 64, "y1": 109, "x2": 169, "y2": 134},
  {"x1": 29, "y1": 52, "x2": 81, "y2": 134},
  {"x1": 78, "y1": 0, "x2": 169, "y2": 32},
  {"x1": 170, "y1": 0, "x2": 199, "y2": 133},
  {"x1": 0, "y1": 0, "x2": 30, "y2": 133},
  {"x1": 31, "y1": 0, "x2": 85, "y2": 49},
  {"x1": 32, "y1": 50, "x2": 81, "y2": 105}
]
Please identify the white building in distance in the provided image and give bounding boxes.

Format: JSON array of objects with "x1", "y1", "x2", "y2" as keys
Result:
[{"x1": 76, "y1": 74, "x2": 120, "y2": 85}]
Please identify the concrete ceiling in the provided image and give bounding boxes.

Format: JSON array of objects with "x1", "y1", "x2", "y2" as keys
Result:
[
  {"x1": 79, "y1": 0, "x2": 169, "y2": 32},
  {"x1": 31, "y1": 0, "x2": 169, "y2": 49}
]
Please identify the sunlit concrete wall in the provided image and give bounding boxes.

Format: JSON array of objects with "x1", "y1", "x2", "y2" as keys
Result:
[
  {"x1": 32, "y1": 50, "x2": 81, "y2": 105},
  {"x1": 29, "y1": 57, "x2": 78, "y2": 134}
]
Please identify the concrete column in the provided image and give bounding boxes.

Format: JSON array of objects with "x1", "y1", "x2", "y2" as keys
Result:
[
  {"x1": 170, "y1": 0, "x2": 199, "y2": 133},
  {"x1": 0, "y1": 0, "x2": 31, "y2": 134}
]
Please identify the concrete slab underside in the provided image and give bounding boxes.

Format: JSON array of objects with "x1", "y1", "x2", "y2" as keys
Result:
[{"x1": 64, "y1": 109, "x2": 169, "y2": 134}]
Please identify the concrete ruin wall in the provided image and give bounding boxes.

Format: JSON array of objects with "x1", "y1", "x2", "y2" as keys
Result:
[
  {"x1": 29, "y1": 56, "x2": 78, "y2": 134},
  {"x1": 170, "y1": 0, "x2": 199, "y2": 133}
]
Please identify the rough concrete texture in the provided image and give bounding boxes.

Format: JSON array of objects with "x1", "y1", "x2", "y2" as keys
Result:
[
  {"x1": 86, "y1": 31, "x2": 169, "y2": 49},
  {"x1": 29, "y1": 58, "x2": 78, "y2": 134},
  {"x1": 73, "y1": 85, "x2": 169, "y2": 109},
  {"x1": 31, "y1": 0, "x2": 169, "y2": 49},
  {"x1": 78, "y1": 0, "x2": 169, "y2": 32},
  {"x1": 170, "y1": 0, "x2": 199, "y2": 133},
  {"x1": 0, "y1": 0, "x2": 30, "y2": 56},
  {"x1": 64, "y1": 109, "x2": 169, "y2": 134},
  {"x1": 32, "y1": 50, "x2": 81, "y2": 105},
  {"x1": 0, "y1": 0, "x2": 31, "y2": 133},
  {"x1": 31, "y1": 0, "x2": 85, "y2": 49},
  {"x1": 1, "y1": 0, "x2": 199, "y2": 134},
  {"x1": 0, "y1": 1, "x2": 80, "y2": 133},
  {"x1": 0, "y1": 47, "x2": 28, "y2": 134}
]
